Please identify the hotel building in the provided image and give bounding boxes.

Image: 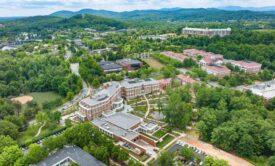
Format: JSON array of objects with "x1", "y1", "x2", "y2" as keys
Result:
[{"x1": 182, "y1": 27, "x2": 231, "y2": 37}]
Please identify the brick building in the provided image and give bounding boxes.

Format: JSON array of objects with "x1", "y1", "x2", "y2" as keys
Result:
[{"x1": 229, "y1": 60, "x2": 262, "y2": 73}]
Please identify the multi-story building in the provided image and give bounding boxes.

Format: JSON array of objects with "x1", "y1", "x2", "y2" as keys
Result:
[
  {"x1": 121, "y1": 78, "x2": 160, "y2": 100},
  {"x1": 202, "y1": 65, "x2": 231, "y2": 77},
  {"x1": 161, "y1": 51, "x2": 188, "y2": 62},
  {"x1": 78, "y1": 82, "x2": 123, "y2": 121},
  {"x1": 182, "y1": 27, "x2": 231, "y2": 37},
  {"x1": 183, "y1": 49, "x2": 223, "y2": 66},
  {"x1": 97, "y1": 61, "x2": 123, "y2": 73},
  {"x1": 116, "y1": 59, "x2": 143, "y2": 70},
  {"x1": 229, "y1": 60, "x2": 262, "y2": 73},
  {"x1": 93, "y1": 112, "x2": 157, "y2": 155},
  {"x1": 78, "y1": 78, "x2": 160, "y2": 120}
]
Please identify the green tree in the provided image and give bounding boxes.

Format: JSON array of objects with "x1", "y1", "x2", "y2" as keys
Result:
[
  {"x1": 26, "y1": 144, "x2": 48, "y2": 164},
  {"x1": 0, "y1": 120, "x2": 19, "y2": 139},
  {"x1": 268, "y1": 156, "x2": 275, "y2": 166},
  {"x1": 180, "y1": 146, "x2": 195, "y2": 161},
  {"x1": 65, "y1": 119, "x2": 73, "y2": 128},
  {"x1": 204, "y1": 156, "x2": 229, "y2": 166},
  {"x1": 0, "y1": 145, "x2": 23, "y2": 166},
  {"x1": 0, "y1": 135, "x2": 17, "y2": 152},
  {"x1": 157, "y1": 151, "x2": 174, "y2": 166}
]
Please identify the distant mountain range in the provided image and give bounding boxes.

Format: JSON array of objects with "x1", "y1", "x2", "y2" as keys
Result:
[
  {"x1": 50, "y1": 8, "x2": 275, "y2": 21},
  {"x1": 219, "y1": 6, "x2": 275, "y2": 11}
]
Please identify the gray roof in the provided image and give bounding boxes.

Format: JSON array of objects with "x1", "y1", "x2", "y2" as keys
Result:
[
  {"x1": 98, "y1": 61, "x2": 122, "y2": 71},
  {"x1": 120, "y1": 78, "x2": 159, "y2": 89},
  {"x1": 36, "y1": 146, "x2": 106, "y2": 166},
  {"x1": 105, "y1": 112, "x2": 142, "y2": 130},
  {"x1": 80, "y1": 82, "x2": 121, "y2": 107},
  {"x1": 93, "y1": 117, "x2": 139, "y2": 141},
  {"x1": 116, "y1": 59, "x2": 142, "y2": 65}
]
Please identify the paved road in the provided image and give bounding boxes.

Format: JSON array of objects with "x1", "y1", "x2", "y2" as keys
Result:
[{"x1": 58, "y1": 63, "x2": 90, "y2": 112}]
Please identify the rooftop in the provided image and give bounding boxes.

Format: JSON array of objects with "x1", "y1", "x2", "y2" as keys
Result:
[
  {"x1": 92, "y1": 112, "x2": 142, "y2": 140},
  {"x1": 98, "y1": 61, "x2": 122, "y2": 71},
  {"x1": 36, "y1": 146, "x2": 106, "y2": 166},
  {"x1": 177, "y1": 74, "x2": 196, "y2": 84},
  {"x1": 116, "y1": 59, "x2": 143, "y2": 65},
  {"x1": 231, "y1": 60, "x2": 262, "y2": 68},
  {"x1": 203, "y1": 65, "x2": 231, "y2": 74},
  {"x1": 183, "y1": 27, "x2": 231, "y2": 31},
  {"x1": 121, "y1": 78, "x2": 159, "y2": 89},
  {"x1": 161, "y1": 51, "x2": 188, "y2": 61},
  {"x1": 80, "y1": 82, "x2": 121, "y2": 108},
  {"x1": 104, "y1": 112, "x2": 142, "y2": 130}
]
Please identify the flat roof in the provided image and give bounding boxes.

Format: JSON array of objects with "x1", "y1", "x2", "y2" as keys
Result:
[
  {"x1": 36, "y1": 146, "x2": 106, "y2": 166},
  {"x1": 98, "y1": 61, "x2": 122, "y2": 71},
  {"x1": 92, "y1": 112, "x2": 141, "y2": 140},
  {"x1": 120, "y1": 78, "x2": 159, "y2": 89},
  {"x1": 116, "y1": 59, "x2": 142, "y2": 65},
  {"x1": 105, "y1": 112, "x2": 142, "y2": 130}
]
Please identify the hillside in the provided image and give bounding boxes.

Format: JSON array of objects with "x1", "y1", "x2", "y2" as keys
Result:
[
  {"x1": 51, "y1": 8, "x2": 275, "y2": 21},
  {"x1": 0, "y1": 14, "x2": 126, "y2": 35}
]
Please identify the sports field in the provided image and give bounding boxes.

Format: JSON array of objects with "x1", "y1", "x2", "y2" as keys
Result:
[{"x1": 143, "y1": 57, "x2": 166, "y2": 70}]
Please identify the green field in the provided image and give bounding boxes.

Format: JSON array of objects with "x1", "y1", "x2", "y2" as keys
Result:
[
  {"x1": 157, "y1": 134, "x2": 175, "y2": 148},
  {"x1": 28, "y1": 92, "x2": 63, "y2": 106},
  {"x1": 143, "y1": 57, "x2": 166, "y2": 70},
  {"x1": 153, "y1": 129, "x2": 166, "y2": 138}
]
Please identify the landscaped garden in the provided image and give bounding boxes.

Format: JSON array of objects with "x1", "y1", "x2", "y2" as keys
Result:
[
  {"x1": 157, "y1": 134, "x2": 175, "y2": 148},
  {"x1": 153, "y1": 129, "x2": 166, "y2": 138}
]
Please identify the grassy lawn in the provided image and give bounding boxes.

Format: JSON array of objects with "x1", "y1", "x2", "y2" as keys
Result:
[
  {"x1": 28, "y1": 92, "x2": 63, "y2": 106},
  {"x1": 157, "y1": 134, "x2": 175, "y2": 148},
  {"x1": 153, "y1": 130, "x2": 166, "y2": 138},
  {"x1": 143, "y1": 57, "x2": 166, "y2": 70}
]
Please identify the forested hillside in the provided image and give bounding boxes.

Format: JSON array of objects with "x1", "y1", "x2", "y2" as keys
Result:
[
  {"x1": 51, "y1": 8, "x2": 275, "y2": 21},
  {"x1": 0, "y1": 14, "x2": 126, "y2": 36}
]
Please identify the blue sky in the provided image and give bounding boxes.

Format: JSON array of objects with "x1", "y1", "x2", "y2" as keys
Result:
[{"x1": 1, "y1": 0, "x2": 275, "y2": 17}]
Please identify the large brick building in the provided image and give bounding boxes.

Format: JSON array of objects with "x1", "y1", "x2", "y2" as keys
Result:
[
  {"x1": 120, "y1": 78, "x2": 160, "y2": 100},
  {"x1": 92, "y1": 112, "x2": 157, "y2": 155},
  {"x1": 78, "y1": 79, "x2": 160, "y2": 120}
]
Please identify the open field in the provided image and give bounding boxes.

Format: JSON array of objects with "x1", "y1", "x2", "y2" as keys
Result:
[
  {"x1": 11, "y1": 95, "x2": 33, "y2": 104},
  {"x1": 143, "y1": 57, "x2": 166, "y2": 70},
  {"x1": 28, "y1": 92, "x2": 62, "y2": 106}
]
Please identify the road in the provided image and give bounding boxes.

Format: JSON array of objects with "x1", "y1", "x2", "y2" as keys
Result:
[{"x1": 57, "y1": 63, "x2": 90, "y2": 112}]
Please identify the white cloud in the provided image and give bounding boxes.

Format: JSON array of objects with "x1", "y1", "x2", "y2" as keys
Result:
[{"x1": 1, "y1": 0, "x2": 275, "y2": 17}]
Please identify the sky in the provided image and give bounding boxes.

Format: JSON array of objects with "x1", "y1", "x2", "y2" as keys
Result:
[{"x1": 1, "y1": 0, "x2": 275, "y2": 17}]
